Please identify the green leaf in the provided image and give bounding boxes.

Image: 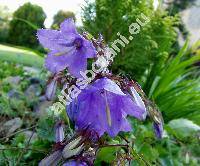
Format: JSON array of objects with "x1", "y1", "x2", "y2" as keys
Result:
[
  {"x1": 36, "y1": 117, "x2": 55, "y2": 142},
  {"x1": 146, "y1": 41, "x2": 200, "y2": 123},
  {"x1": 139, "y1": 143, "x2": 159, "y2": 162},
  {"x1": 167, "y1": 119, "x2": 200, "y2": 139},
  {"x1": 95, "y1": 147, "x2": 118, "y2": 164}
]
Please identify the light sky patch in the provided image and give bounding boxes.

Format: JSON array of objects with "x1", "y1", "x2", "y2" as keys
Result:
[
  {"x1": 153, "y1": 0, "x2": 159, "y2": 10},
  {"x1": 0, "y1": 0, "x2": 87, "y2": 27}
]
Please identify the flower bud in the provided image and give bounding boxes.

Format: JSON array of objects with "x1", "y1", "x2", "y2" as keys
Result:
[
  {"x1": 62, "y1": 136, "x2": 83, "y2": 159},
  {"x1": 55, "y1": 122, "x2": 65, "y2": 143},
  {"x1": 153, "y1": 122, "x2": 163, "y2": 139},
  {"x1": 45, "y1": 79, "x2": 57, "y2": 100}
]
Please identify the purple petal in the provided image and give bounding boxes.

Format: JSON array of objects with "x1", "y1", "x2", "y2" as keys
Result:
[
  {"x1": 71, "y1": 91, "x2": 107, "y2": 136},
  {"x1": 67, "y1": 99, "x2": 79, "y2": 123},
  {"x1": 82, "y1": 39, "x2": 96, "y2": 58},
  {"x1": 92, "y1": 77, "x2": 125, "y2": 95},
  {"x1": 60, "y1": 18, "x2": 78, "y2": 34},
  {"x1": 74, "y1": 91, "x2": 130, "y2": 137},
  {"x1": 37, "y1": 29, "x2": 78, "y2": 51},
  {"x1": 130, "y1": 87, "x2": 146, "y2": 112},
  {"x1": 45, "y1": 50, "x2": 75, "y2": 74},
  {"x1": 120, "y1": 117, "x2": 132, "y2": 132},
  {"x1": 121, "y1": 96, "x2": 147, "y2": 120},
  {"x1": 63, "y1": 161, "x2": 87, "y2": 166},
  {"x1": 106, "y1": 93, "x2": 124, "y2": 137},
  {"x1": 37, "y1": 29, "x2": 66, "y2": 51},
  {"x1": 67, "y1": 52, "x2": 87, "y2": 78}
]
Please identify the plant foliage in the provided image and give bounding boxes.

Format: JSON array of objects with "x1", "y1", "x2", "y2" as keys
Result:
[
  {"x1": 82, "y1": 0, "x2": 179, "y2": 80},
  {"x1": 145, "y1": 41, "x2": 200, "y2": 124}
]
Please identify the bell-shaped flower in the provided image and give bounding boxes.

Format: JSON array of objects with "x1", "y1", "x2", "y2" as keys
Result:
[
  {"x1": 67, "y1": 77, "x2": 146, "y2": 137},
  {"x1": 146, "y1": 101, "x2": 164, "y2": 139},
  {"x1": 37, "y1": 18, "x2": 96, "y2": 78}
]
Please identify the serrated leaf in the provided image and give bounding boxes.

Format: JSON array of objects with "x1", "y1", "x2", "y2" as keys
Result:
[{"x1": 95, "y1": 147, "x2": 118, "y2": 164}]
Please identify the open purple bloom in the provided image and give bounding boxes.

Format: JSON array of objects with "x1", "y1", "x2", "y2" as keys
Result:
[
  {"x1": 67, "y1": 77, "x2": 146, "y2": 137},
  {"x1": 37, "y1": 18, "x2": 96, "y2": 78}
]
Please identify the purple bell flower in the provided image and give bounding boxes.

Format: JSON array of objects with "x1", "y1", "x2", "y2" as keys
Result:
[
  {"x1": 146, "y1": 100, "x2": 164, "y2": 139},
  {"x1": 67, "y1": 77, "x2": 146, "y2": 137},
  {"x1": 37, "y1": 18, "x2": 96, "y2": 78}
]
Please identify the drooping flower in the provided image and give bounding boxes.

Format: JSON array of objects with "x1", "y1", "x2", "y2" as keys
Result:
[
  {"x1": 67, "y1": 77, "x2": 146, "y2": 137},
  {"x1": 146, "y1": 101, "x2": 164, "y2": 139},
  {"x1": 127, "y1": 81, "x2": 164, "y2": 139},
  {"x1": 37, "y1": 18, "x2": 96, "y2": 78}
]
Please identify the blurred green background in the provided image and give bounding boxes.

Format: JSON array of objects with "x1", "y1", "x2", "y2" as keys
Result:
[{"x1": 0, "y1": 0, "x2": 199, "y2": 165}]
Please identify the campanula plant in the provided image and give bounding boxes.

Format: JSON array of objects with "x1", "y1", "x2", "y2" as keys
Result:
[{"x1": 37, "y1": 18, "x2": 164, "y2": 165}]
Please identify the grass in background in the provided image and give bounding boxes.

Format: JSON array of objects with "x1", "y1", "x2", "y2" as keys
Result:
[
  {"x1": 146, "y1": 41, "x2": 200, "y2": 125},
  {"x1": 0, "y1": 44, "x2": 44, "y2": 68}
]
